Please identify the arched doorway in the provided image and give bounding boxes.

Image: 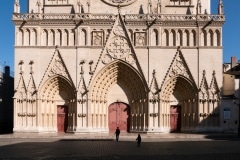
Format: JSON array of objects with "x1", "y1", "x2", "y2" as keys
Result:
[
  {"x1": 89, "y1": 60, "x2": 149, "y2": 132},
  {"x1": 108, "y1": 102, "x2": 130, "y2": 132},
  {"x1": 39, "y1": 76, "x2": 76, "y2": 133},
  {"x1": 161, "y1": 76, "x2": 198, "y2": 132}
]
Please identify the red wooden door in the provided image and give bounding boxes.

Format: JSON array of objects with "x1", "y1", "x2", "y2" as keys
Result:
[
  {"x1": 57, "y1": 105, "x2": 68, "y2": 132},
  {"x1": 170, "y1": 105, "x2": 181, "y2": 132},
  {"x1": 108, "y1": 102, "x2": 130, "y2": 132}
]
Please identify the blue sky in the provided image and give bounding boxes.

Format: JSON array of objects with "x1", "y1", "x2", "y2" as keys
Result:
[{"x1": 0, "y1": 0, "x2": 239, "y2": 71}]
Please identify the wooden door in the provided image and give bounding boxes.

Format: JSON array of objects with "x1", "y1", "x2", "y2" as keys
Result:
[
  {"x1": 170, "y1": 105, "x2": 181, "y2": 132},
  {"x1": 108, "y1": 102, "x2": 130, "y2": 132},
  {"x1": 57, "y1": 105, "x2": 68, "y2": 132}
]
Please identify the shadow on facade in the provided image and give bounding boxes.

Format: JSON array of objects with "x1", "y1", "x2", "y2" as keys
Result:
[
  {"x1": 193, "y1": 89, "x2": 239, "y2": 139},
  {"x1": 0, "y1": 66, "x2": 14, "y2": 134}
]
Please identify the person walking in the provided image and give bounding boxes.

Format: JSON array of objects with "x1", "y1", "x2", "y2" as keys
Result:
[
  {"x1": 115, "y1": 127, "x2": 120, "y2": 142},
  {"x1": 136, "y1": 134, "x2": 141, "y2": 147}
]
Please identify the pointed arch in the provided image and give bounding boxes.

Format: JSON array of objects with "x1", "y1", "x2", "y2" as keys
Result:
[
  {"x1": 30, "y1": 28, "x2": 37, "y2": 46},
  {"x1": 49, "y1": 29, "x2": 55, "y2": 46},
  {"x1": 177, "y1": 30, "x2": 183, "y2": 46},
  {"x1": 39, "y1": 75, "x2": 75, "y2": 102},
  {"x1": 24, "y1": 29, "x2": 30, "y2": 46},
  {"x1": 90, "y1": 60, "x2": 148, "y2": 104},
  {"x1": 55, "y1": 29, "x2": 62, "y2": 46},
  {"x1": 69, "y1": 29, "x2": 75, "y2": 46},
  {"x1": 80, "y1": 29, "x2": 87, "y2": 46},
  {"x1": 215, "y1": 29, "x2": 221, "y2": 46},
  {"x1": 183, "y1": 29, "x2": 190, "y2": 46},
  {"x1": 163, "y1": 29, "x2": 169, "y2": 46},
  {"x1": 191, "y1": 30, "x2": 196, "y2": 46},
  {"x1": 170, "y1": 29, "x2": 176, "y2": 46},
  {"x1": 160, "y1": 49, "x2": 198, "y2": 100},
  {"x1": 62, "y1": 29, "x2": 69, "y2": 46},
  {"x1": 42, "y1": 29, "x2": 48, "y2": 46},
  {"x1": 161, "y1": 75, "x2": 197, "y2": 101},
  {"x1": 203, "y1": 30, "x2": 207, "y2": 46},
  {"x1": 209, "y1": 30, "x2": 214, "y2": 46},
  {"x1": 38, "y1": 75, "x2": 76, "y2": 132},
  {"x1": 18, "y1": 29, "x2": 24, "y2": 46},
  {"x1": 151, "y1": 29, "x2": 158, "y2": 46}
]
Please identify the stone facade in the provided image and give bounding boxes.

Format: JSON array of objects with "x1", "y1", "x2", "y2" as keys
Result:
[{"x1": 12, "y1": 0, "x2": 225, "y2": 133}]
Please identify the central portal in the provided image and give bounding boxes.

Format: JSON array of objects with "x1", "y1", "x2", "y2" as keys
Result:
[{"x1": 108, "y1": 102, "x2": 130, "y2": 133}]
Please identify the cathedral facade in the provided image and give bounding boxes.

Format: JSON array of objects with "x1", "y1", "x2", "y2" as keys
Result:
[{"x1": 12, "y1": 0, "x2": 225, "y2": 133}]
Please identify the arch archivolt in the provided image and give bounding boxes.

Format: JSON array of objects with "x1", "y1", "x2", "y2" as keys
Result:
[
  {"x1": 160, "y1": 75, "x2": 198, "y2": 132},
  {"x1": 89, "y1": 60, "x2": 148, "y2": 132},
  {"x1": 38, "y1": 75, "x2": 76, "y2": 132}
]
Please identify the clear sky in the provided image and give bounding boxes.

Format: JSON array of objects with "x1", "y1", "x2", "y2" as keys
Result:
[{"x1": 0, "y1": 0, "x2": 239, "y2": 72}]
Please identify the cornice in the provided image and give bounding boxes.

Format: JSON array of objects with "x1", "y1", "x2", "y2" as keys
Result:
[{"x1": 14, "y1": 46, "x2": 222, "y2": 50}]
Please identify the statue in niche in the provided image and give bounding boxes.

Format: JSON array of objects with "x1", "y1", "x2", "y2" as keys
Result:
[
  {"x1": 93, "y1": 31, "x2": 103, "y2": 46},
  {"x1": 135, "y1": 32, "x2": 146, "y2": 46}
]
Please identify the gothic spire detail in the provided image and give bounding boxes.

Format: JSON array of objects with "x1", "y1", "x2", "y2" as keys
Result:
[
  {"x1": 209, "y1": 71, "x2": 220, "y2": 101},
  {"x1": 27, "y1": 75, "x2": 37, "y2": 98},
  {"x1": 218, "y1": 0, "x2": 224, "y2": 15},
  {"x1": 14, "y1": 74, "x2": 27, "y2": 100},
  {"x1": 36, "y1": 0, "x2": 42, "y2": 13},
  {"x1": 14, "y1": 0, "x2": 20, "y2": 14},
  {"x1": 157, "y1": 0, "x2": 162, "y2": 14},
  {"x1": 27, "y1": 61, "x2": 37, "y2": 98},
  {"x1": 197, "y1": 0, "x2": 202, "y2": 14},
  {"x1": 199, "y1": 70, "x2": 209, "y2": 101},
  {"x1": 150, "y1": 70, "x2": 160, "y2": 95},
  {"x1": 148, "y1": 0, "x2": 152, "y2": 14},
  {"x1": 87, "y1": 0, "x2": 91, "y2": 13},
  {"x1": 78, "y1": 75, "x2": 88, "y2": 96}
]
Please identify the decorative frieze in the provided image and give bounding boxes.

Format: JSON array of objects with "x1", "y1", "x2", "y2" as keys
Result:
[
  {"x1": 17, "y1": 113, "x2": 37, "y2": 117},
  {"x1": 13, "y1": 13, "x2": 225, "y2": 22}
]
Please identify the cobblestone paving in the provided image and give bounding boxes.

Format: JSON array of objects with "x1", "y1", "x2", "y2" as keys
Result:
[{"x1": 0, "y1": 138, "x2": 240, "y2": 160}]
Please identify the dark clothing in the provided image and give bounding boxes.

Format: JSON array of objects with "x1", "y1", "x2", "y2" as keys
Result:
[
  {"x1": 115, "y1": 128, "x2": 120, "y2": 142},
  {"x1": 136, "y1": 134, "x2": 141, "y2": 147}
]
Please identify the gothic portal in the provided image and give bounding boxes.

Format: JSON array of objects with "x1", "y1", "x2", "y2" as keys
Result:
[{"x1": 13, "y1": 0, "x2": 225, "y2": 133}]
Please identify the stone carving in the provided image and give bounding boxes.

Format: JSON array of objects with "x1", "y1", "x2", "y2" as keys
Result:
[
  {"x1": 209, "y1": 70, "x2": 220, "y2": 100},
  {"x1": 135, "y1": 32, "x2": 146, "y2": 46},
  {"x1": 160, "y1": 49, "x2": 195, "y2": 90},
  {"x1": 102, "y1": 15, "x2": 135, "y2": 64},
  {"x1": 107, "y1": 36, "x2": 130, "y2": 59},
  {"x1": 199, "y1": 70, "x2": 209, "y2": 101},
  {"x1": 101, "y1": 0, "x2": 137, "y2": 7},
  {"x1": 92, "y1": 31, "x2": 103, "y2": 46},
  {"x1": 150, "y1": 70, "x2": 160, "y2": 95},
  {"x1": 48, "y1": 55, "x2": 68, "y2": 78}
]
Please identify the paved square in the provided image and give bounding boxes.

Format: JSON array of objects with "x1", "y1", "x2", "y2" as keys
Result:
[{"x1": 0, "y1": 137, "x2": 240, "y2": 160}]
